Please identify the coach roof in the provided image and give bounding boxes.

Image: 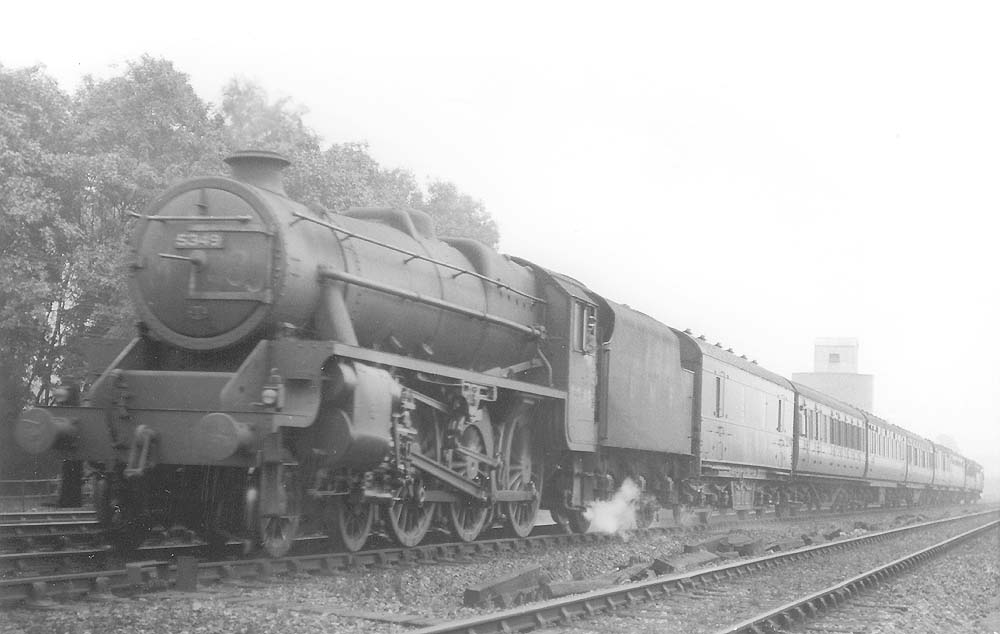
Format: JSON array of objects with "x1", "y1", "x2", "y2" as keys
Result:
[{"x1": 673, "y1": 329, "x2": 793, "y2": 390}]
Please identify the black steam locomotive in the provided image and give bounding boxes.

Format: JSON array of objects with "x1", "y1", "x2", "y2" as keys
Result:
[{"x1": 14, "y1": 151, "x2": 983, "y2": 555}]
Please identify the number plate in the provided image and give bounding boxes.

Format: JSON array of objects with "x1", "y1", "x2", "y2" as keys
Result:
[{"x1": 174, "y1": 232, "x2": 224, "y2": 249}]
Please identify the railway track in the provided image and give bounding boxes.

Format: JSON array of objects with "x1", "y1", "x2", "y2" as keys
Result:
[
  {"x1": 0, "y1": 505, "x2": 764, "y2": 575},
  {"x1": 0, "y1": 511, "x2": 102, "y2": 553},
  {"x1": 776, "y1": 522, "x2": 1000, "y2": 633},
  {"x1": 408, "y1": 509, "x2": 999, "y2": 634},
  {"x1": 0, "y1": 527, "x2": 616, "y2": 607},
  {"x1": 715, "y1": 519, "x2": 999, "y2": 634},
  {"x1": 0, "y1": 504, "x2": 987, "y2": 609}
]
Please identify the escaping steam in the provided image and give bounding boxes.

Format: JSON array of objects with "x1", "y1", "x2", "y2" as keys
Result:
[{"x1": 584, "y1": 477, "x2": 641, "y2": 534}]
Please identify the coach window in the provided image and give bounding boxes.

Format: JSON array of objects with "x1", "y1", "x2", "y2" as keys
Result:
[{"x1": 776, "y1": 399, "x2": 784, "y2": 432}]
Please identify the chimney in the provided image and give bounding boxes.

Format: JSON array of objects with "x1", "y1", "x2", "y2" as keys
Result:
[{"x1": 224, "y1": 150, "x2": 291, "y2": 196}]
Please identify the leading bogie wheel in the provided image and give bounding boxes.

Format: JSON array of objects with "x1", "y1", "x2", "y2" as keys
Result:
[
  {"x1": 386, "y1": 482, "x2": 435, "y2": 547},
  {"x1": 332, "y1": 495, "x2": 374, "y2": 552}
]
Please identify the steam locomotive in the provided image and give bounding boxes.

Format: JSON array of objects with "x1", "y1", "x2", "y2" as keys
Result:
[{"x1": 14, "y1": 151, "x2": 983, "y2": 555}]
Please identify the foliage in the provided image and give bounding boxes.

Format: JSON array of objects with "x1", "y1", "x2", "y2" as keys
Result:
[
  {"x1": 417, "y1": 180, "x2": 498, "y2": 247},
  {"x1": 0, "y1": 61, "x2": 498, "y2": 474},
  {"x1": 0, "y1": 65, "x2": 73, "y2": 438},
  {"x1": 220, "y1": 80, "x2": 498, "y2": 244}
]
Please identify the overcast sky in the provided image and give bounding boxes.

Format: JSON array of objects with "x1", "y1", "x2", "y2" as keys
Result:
[{"x1": 3, "y1": 2, "x2": 998, "y2": 488}]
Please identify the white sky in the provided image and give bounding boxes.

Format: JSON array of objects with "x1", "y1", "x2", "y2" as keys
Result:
[{"x1": 3, "y1": 2, "x2": 998, "y2": 489}]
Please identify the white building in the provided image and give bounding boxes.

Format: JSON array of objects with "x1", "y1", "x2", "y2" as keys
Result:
[{"x1": 792, "y1": 338, "x2": 874, "y2": 411}]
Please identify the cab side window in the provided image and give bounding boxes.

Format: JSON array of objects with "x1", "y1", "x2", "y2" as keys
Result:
[{"x1": 573, "y1": 301, "x2": 597, "y2": 354}]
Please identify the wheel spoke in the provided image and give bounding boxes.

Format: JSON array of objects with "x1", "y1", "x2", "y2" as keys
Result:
[
  {"x1": 387, "y1": 489, "x2": 434, "y2": 547},
  {"x1": 333, "y1": 497, "x2": 373, "y2": 552},
  {"x1": 502, "y1": 415, "x2": 541, "y2": 538},
  {"x1": 447, "y1": 418, "x2": 491, "y2": 542}
]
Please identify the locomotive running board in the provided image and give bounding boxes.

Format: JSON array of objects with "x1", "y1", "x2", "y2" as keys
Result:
[{"x1": 270, "y1": 339, "x2": 566, "y2": 400}]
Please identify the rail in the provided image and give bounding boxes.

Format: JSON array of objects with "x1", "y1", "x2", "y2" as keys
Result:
[
  {"x1": 713, "y1": 518, "x2": 1000, "y2": 634},
  {"x1": 409, "y1": 509, "x2": 1000, "y2": 634},
  {"x1": 0, "y1": 479, "x2": 60, "y2": 513}
]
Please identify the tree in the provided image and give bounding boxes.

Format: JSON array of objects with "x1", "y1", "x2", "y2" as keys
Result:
[
  {"x1": 1, "y1": 58, "x2": 229, "y2": 476},
  {"x1": 1, "y1": 62, "x2": 501, "y2": 476},
  {"x1": 0, "y1": 63, "x2": 80, "y2": 474},
  {"x1": 221, "y1": 80, "x2": 421, "y2": 211},
  {"x1": 67, "y1": 56, "x2": 228, "y2": 340},
  {"x1": 417, "y1": 180, "x2": 499, "y2": 247},
  {"x1": 219, "y1": 79, "x2": 497, "y2": 243}
]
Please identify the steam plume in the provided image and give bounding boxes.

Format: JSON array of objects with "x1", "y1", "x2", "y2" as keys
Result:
[{"x1": 584, "y1": 478, "x2": 641, "y2": 534}]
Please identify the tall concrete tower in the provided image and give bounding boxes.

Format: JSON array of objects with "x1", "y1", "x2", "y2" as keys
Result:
[{"x1": 792, "y1": 338, "x2": 874, "y2": 410}]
